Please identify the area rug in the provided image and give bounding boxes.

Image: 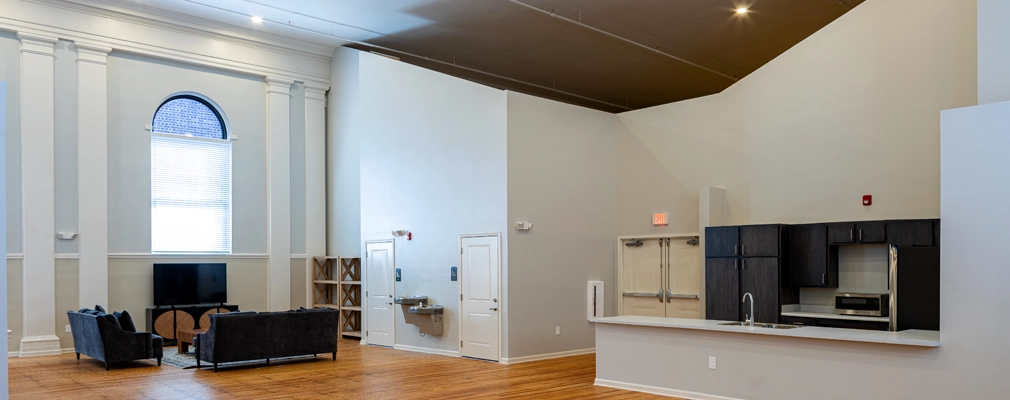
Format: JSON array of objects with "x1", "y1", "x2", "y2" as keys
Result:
[{"x1": 161, "y1": 347, "x2": 317, "y2": 369}]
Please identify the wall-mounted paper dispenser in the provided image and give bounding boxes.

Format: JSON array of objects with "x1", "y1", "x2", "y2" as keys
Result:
[{"x1": 588, "y1": 281, "x2": 604, "y2": 321}]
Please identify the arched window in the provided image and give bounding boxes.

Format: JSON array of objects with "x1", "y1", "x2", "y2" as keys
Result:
[{"x1": 151, "y1": 93, "x2": 232, "y2": 253}]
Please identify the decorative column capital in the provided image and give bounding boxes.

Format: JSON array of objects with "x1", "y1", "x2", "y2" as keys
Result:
[
  {"x1": 74, "y1": 41, "x2": 112, "y2": 65},
  {"x1": 17, "y1": 32, "x2": 58, "y2": 57},
  {"x1": 265, "y1": 77, "x2": 294, "y2": 96},
  {"x1": 304, "y1": 83, "x2": 329, "y2": 102}
]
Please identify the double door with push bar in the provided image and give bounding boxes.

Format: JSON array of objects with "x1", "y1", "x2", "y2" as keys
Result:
[{"x1": 620, "y1": 237, "x2": 701, "y2": 318}]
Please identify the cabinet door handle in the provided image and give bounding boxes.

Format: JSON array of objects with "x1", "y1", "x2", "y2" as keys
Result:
[
  {"x1": 850, "y1": 229, "x2": 854, "y2": 241},
  {"x1": 742, "y1": 245, "x2": 746, "y2": 255},
  {"x1": 822, "y1": 273, "x2": 826, "y2": 285},
  {"x1": 741, "y1": 259, "x2": 746, "y2": 270},
  {"x1": 734, "y1": 259, "x2": 739, "y2": 270},
  {"x1": 859, "y1": 229, "x2": 863, "y2": 241},
  {"x1": 734, "y1": 244, "x2": 739, "y2": 255}
]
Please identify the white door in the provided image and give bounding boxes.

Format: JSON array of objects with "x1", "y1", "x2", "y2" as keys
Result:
[
  {"x1": 621, "y1": 239, "x2": 666, "y2": 317},
  {"x1": 621, "y1": 237, "x2": 701, "y2": 318},
  {"x1": 460, "y1": 235, "x2": 500, "y2": 361},
  {"x1": 366, "y1": 241, "x2": 395, "y2": 347},
  {"x1": 666, "y1": 239, "x2": 701, "y2": 318}
]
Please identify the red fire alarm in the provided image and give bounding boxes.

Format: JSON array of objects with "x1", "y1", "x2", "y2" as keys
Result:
[{"x1": 862, "y1": 195, "x2": 872, "y2": 206}]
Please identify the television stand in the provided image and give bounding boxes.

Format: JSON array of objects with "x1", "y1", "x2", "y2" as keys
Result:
[{"x1": 146, "y1": 304, "x2": 239, "y2": 345}]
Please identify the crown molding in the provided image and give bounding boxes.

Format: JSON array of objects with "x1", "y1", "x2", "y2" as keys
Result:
[
  {"x1": 74, "y1": 41, "x2": 111, "y2": 65},
  {"x1": 0, "y1": 15, "x2": 330, "y2": 88},
  {"x1": 304, "y1": 83, "x2": 329, "y2": 102},
  {"x1": 34, "y1": 0, "x2": 338, "y2": 59}
]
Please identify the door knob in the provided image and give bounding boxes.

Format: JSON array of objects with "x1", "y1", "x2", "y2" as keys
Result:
[
  {"x1": 493, "y1": 298, "x2": 498, "y2": 302},
  {"x1": 387, "y1": 302, "x2": 392, "y2": 305},
  {"x1": 489, "y1": 307, "x2": 498, "y2": 311}
]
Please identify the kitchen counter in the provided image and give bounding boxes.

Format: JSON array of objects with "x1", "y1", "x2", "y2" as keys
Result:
[{"x1": 592, "y1": 315, "x2": 939, "y2": 347}]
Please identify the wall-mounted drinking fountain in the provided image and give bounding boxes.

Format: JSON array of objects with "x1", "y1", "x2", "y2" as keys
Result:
[{"x1": 394, "y1": 295, "x2": 444, "y2": 336}]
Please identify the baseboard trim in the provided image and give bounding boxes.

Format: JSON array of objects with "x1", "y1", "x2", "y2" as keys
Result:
[
  {"x1": 500, "y1": 348, "x2": 595, "y2": 364},
  {"x1": 594, "y1": 379, "x2": 743, "y2": 400},
  {"x1": 392, "y1": 344, "x2": 460, "y2": 358},
  {"x1": 18, "y1": 335, "x2": 62, "y2": 357},
  {"x1": 62, "y1": 348, "x2": 75, "y2": 354}
]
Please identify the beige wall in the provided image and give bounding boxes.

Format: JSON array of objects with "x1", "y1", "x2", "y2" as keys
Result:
[
  {"x1": 290, "y1": 259, "x2": 307, "y2": 309},
  {"x1": 54, "y1": 260, "x2": 78, "y2": 349},
  {"x1": 108, "y1": 258, "x2": 268, "y2": 332},
  {"x1": 616, "y1": 0, "x2": 976, "y2": 231},
  {"x1": 505, "y1": 91, "x2": 617, "y2": 358}
]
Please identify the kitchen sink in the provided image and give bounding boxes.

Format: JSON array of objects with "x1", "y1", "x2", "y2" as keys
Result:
[{"x1": 718, "y1": 322, "x2": 803, "y2": 329}]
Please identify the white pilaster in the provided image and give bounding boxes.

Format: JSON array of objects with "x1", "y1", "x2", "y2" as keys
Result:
[
  {"x1": 18, "y1": 32, "x2": 60, "y2": 357},
  {"x1": 304, "y1": 84, "x2": 328, "y2": 307},
  {"x1": 75, "y1": 41, "x2": 111, "y2": 310},
  {"x1": 266, "y1": 77, "x2": 293, "y2": 311}
]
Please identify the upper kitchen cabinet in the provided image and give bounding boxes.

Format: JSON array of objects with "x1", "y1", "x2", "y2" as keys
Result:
[
  {"x1": 886, "y1": 220, "x2": 935, "y2": 246},
  {"x1": 705, "y1": 226, "x2": 739, "y2": 257},
  {"x1": 706, "y1": 225, "x2": 784, "y2": 258},
  {"x1": 828, "y1": 221, "x2": 885, "y2": 244},
  {"x1": 789, "y1": 223, "x2": 837, "y2": 287},
  {"x1": 740, "y1": 225, "x2": 783, "y2": 257}
]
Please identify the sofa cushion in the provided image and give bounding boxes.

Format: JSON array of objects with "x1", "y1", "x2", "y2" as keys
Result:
[
  {"x1": 113, "y1": 310, "x2": 137, "y2": 332},
  {"x1": 95, "y1": 305, "x2": 106, "y2": 313},
  {"x1": 99, "y1": 313, "x2": 121, "y2": 329}
]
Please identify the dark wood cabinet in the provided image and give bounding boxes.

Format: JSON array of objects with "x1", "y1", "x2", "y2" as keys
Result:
[
  {"x1": 740, "y1": 225, "x2": 780, "y2": 257},
  {"x1": 705, "y1": 226, "x2": 739, "y2": 258},
  {"x1": 779, "y1": 315, "x2": 888, "y2": 331},
  {"x1": 827, "y1": 222, "x2": 855, "y2": 244},
  {"x1": 887, "y1": 220, "x2": 934, "y2": 246},
  {"x1": 740, "y1": 258, "x2": 780, "y2": 323},
  {"x1": 829, "y1": 221, "x2": 885, "y2": 244},
  {"x1": 789, "y1": 224, "x2": 837, "y2": 287},
  {"x1": 855, "y1": 221, "x2": 886, "y2": 243},
  {"x1": 705, "y1": 258, "x2": 739, "y2": 322}
]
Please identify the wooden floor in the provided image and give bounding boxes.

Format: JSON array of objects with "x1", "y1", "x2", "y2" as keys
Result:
[{"x1": 9, "y1": 338, "x2": 667, "y2": 399}]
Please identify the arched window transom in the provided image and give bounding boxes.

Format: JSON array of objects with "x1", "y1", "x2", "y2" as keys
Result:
[{"x1": 152, "y1": 95, "x2": 226, "y2": 140}]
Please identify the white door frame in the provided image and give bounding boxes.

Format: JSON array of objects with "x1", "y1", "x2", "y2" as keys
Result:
[
  {"x1": 457, "y1": 232, "x2": 503, "y2": 362},
  {"x1": 363, "y1": 239, "x2": 395, "y2": 346},
  {"x1": 616, "y1": 233, "x2": 698, "y2": 315}
]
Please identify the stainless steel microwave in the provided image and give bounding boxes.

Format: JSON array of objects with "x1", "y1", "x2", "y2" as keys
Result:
[{"x1": 834, "y1": 293, "x2": 889, "y2": 317}]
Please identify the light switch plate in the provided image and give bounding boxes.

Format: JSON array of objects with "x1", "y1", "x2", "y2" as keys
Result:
[{"x1": 709, "y1": 356, "x2": 717, "y2": 370}]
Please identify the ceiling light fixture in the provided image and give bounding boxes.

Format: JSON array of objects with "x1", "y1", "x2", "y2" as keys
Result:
[
  {"x1": 736, "y1": 7, "x2": 749, "y2": 14},
  {"x1": 250, "y1": 15, "x2": 264, "y2": 23}
]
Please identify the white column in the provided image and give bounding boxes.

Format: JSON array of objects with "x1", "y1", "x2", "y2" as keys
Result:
[
  {"x1": 75, "y1": 42, "x2": 111, "y2": 310},
  {"x1": 304, "y1": 84, "x2": 328, "y2": 306},
  {"x1": 17, "y1": 32, "x2": 60, "y2": 357},
  {"x1": 266, "y1": 77, "x2": 293, "y2": 311}
]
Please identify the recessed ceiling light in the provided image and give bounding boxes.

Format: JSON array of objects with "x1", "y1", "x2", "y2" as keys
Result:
[
  {"x1": 736, "y1": 7, "x2": 749, "y2": 14},
  {"x1": 251, "y1": 16, "x2": 264, "y2": 23}
]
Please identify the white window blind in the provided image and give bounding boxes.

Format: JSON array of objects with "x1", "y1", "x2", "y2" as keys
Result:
[{"x1": 151, "y1": 134, "x2": 232, "y2": 253}]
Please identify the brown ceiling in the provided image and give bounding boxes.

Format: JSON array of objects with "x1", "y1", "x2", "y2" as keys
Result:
[{"x1": 346, "y1": 0, "x2": 864, "y2": 113}]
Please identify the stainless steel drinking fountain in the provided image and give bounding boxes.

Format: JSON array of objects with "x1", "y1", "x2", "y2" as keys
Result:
[{"x1": 393, "y1": 295, "x2": 444, "y2": 336}]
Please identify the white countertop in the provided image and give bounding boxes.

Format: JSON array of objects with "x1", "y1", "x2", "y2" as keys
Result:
[
  {"x1": 781, "y1": 311, "x2": 890, "y2": 323},
  {"x1": 593, "y1": 315, "x2": 939, "y2": 347}
]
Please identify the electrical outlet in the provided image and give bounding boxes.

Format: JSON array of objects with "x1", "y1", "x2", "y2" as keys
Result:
[
  {"x1": 708, "y1": 356, "x2": 717, "y2": 370},
  {"x1": 65, "y1": 325, "x2": 71, "y2": 333},
  {"x1": 555, "y1": 326, "x2": 560, "y2": 335}
]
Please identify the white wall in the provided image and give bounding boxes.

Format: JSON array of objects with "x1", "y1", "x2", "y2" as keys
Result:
[
  {"x1": 327, "y1": 47, "x2": 362, "y2": 257},
  {"x1": 505, "y1": 91, "x2": 616, "y2": 358},
  {"x1": 358, "y1": 52, "x2": 508, "y2": 353},
  {"x1": 616, "y1": 0, "x2": 976, "y2": 231},
  {"x1": 978, "y1": 0, "x2": 1010, "y2": 104}
]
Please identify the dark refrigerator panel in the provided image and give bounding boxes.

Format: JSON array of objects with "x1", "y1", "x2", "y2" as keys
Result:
[{"x1": 892, "y1": 246, "x2": 940, "y2": 331}]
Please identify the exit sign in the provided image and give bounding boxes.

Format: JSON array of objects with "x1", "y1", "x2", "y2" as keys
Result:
[{"x1": 653, "y1": 213, "x2": 668, "y2": 226}]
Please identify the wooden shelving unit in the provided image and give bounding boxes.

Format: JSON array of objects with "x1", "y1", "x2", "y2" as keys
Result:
[{"x1": 313, "y1": 256, "x2": 362, "y2": 339}]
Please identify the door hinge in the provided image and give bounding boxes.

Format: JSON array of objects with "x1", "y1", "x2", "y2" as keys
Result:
[
  {"x1": 460, "y1": 294, "x2": 463, "y2": 301},
  {"x1": 460, "y1": 247, "x2": 463, "y2": 254},
  {"x1": 366, "y1": 291, "x2": 368, "y2": 297},
  {"x1": 461, "y1": 341, "x2": 463, "y2": 347}
]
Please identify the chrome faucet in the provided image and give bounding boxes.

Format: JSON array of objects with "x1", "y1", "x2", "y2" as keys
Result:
[{"x1": 742, "y1": 293, "x2": 755, "y2": 327}]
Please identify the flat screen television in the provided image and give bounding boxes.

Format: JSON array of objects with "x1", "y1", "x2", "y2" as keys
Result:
[{"x1": 153, "y1": 263, "x2": 227, "y2": 306}]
